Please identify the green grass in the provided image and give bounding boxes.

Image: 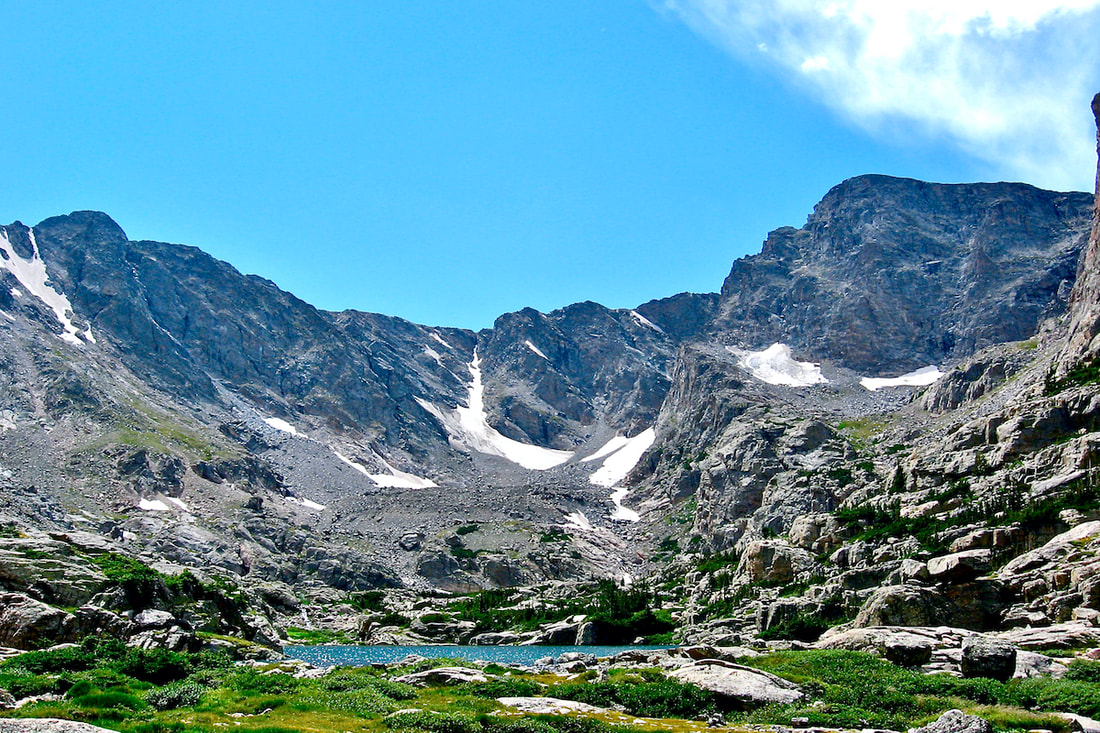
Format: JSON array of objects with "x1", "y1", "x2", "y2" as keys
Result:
[{"x1": 4, "y1": 639, "x2": 1099, "y2": 733}]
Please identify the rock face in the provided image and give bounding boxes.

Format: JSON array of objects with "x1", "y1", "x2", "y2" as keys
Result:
[
  {"x1": 961, "y1": 637, "x2": 1017, "y2": 681},
  {"x1": 712, "y1": 176, "x2": 1090, "y2": 373}
]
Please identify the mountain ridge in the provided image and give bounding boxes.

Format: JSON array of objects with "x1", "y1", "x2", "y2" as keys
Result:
[{"x1": 2, "y1": 156, "x2": 1100, "y2": 651}]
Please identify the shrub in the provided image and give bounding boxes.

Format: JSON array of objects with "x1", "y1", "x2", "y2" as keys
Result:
[
  {"x1": 548, "y1": 678, "x2": 716, "y2": 718},
  {"x1": 111, "y1": 648, "x2": 193, "y2": 685},
  {"x1": 384, "y1": 710, "x2": 479, "y2": 733},
  {"x1": 228, "y1": 668, "x2": 300, "y2": 695},
  {"x1": 71, "y1": 690, "x2": 147, "y2": 711},
  {"x1": 1066, "y1": 659, "x2": 1100, "y2": 682},
  {"x1": 145, "y1": 681, "x2": 206, "y2": 710}
]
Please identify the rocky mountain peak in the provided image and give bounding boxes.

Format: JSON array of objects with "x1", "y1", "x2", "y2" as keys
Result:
[{"x1": 713, "y1": 176, "x2": 1092, "y2": 373}]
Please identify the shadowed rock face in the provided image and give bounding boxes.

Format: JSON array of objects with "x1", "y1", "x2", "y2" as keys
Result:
[{"x1": 713, "y1": 176, "x2": 1093, "y2": 372}]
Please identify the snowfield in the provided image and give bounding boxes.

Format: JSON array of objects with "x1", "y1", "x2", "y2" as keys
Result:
[
  {"x1": 587, "y1": 428, "x2": 654, "y2": 523},
  {"x1": 589, "y1": 428, "x2": 655, "y2": 488},
  {"x1": 729, "y1": 343, "x2": 827, "y2": 387},
  {"x1": 0, "y1": 228, "x2": 92, "y2": 345},
  {"x1": 860, "y1": 365, "x2": 943, "y2": 391},
  {"x1": 263, "y1": 417, "x2": 302, "y2": 436},
  {"x1": 416, "y1": 353, "x2": 573, "y2": 470}
]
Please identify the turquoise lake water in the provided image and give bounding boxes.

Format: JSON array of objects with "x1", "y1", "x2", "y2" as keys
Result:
[{"x1": 284, "y1": 645, "x2": 673, "y2": 667}]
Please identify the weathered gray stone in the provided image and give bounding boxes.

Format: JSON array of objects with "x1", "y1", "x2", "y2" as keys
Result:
[
  {"x1": 0, "y1": 593, "x2": 74, "y2": 649},
  {"x1": 853, "y1": 585, "x2": 948, "y2": 628},
  {"x1": 668, "y1": 659, "x2": 803, "y2": 706},
  {"x1": 394, "y1": 667, "x2": 488, "y2": 686},
  {"x1": 0, "y1": 720, "x2": 121, "y2": 733},
  {"x1": 911, "y1": 709, "x2": 993, "y2": 733},
  {"x1": 927, "y1": 550, "x2": 991, "y2": 583},
  {"x1": 961, "y1": 637, "x2": 1017, "y2": 681}
]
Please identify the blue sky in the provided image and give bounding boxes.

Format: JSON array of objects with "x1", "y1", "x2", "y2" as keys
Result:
[{"x1": 2, "y1": 2, "x2": 1099, "y2": 330}]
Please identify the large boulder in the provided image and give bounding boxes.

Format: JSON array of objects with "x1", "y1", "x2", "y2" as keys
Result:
[
  {"x1": 853, "y1": 585, "x2": 948, "y2": 627},
  {"x1": 0, "y1": 720, "x2": 122, "y2": 733},
  {"x1": 961, "y1": 637, "x2": 1017, "y2": 682},
  {"x1": 927, "y1": 550, "x2": 992, "y2": 583},
  {"x1": 668, "y1": 659, "x2": 803, "y2": 707},
  {"x1": 0, "y1": 593, "x2": 74, "y2": 649},
  {"x1": 738, "y1": 540, "x2": 815, "y2": 585},
  {"x1": 394, "y1": 666, "x2": 489, "y2": 686},
  {"x1": 912, "y1": 709, "x2": 992, "y2": 733}
]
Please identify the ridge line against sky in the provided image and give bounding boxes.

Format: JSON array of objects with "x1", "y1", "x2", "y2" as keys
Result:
[{"x1": 1, "y1": 2, "x2": 1099, "y2": 330}]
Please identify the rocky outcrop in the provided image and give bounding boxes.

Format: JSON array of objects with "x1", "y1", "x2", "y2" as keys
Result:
[
  {"x1": 668, "y1": 659, "x2": 803, "y2": 707},
  {"x1": 713, "y1": 177, "x2": 1091, "y2": 373}
]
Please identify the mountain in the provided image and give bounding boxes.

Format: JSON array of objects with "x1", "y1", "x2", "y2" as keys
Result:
[{"x1": 1, "y1": 101, "x2": 1099, "y2": 651}]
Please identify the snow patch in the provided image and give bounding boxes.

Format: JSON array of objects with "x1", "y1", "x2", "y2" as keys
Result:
[
  {"x1": 334, "y1": 451, "x2": 370, "y2": 476},
  {"x1": 415, "y1": 353, "x2": 573, "y2": 470},
  {"x1": 730, "y1": 343, "x2": 827, "y2": 387},
  {"x1": 138, "y1": 498, "x2": 170, "y2": 512},
  {"x1": 288, "y1": 496, "x2": 326, "y2": 511},
  {"x1": 430, "y1": 332, "x2": 453, "y2": 350},
  {"x1": 0, "y1": 228, "x2": 91, "y2": 345},
  {"x1": 10, "y1": 288, "x2": 22, "y2": 298},
  {"x1": 166, "y1": 497, "x2": 189, "y2": 512},
  {"x1": 582, "y1": 435, "x2": 631, "y2": 463},
  {"x1": 264, "y1": 417, "x2": 302, "y2": 436},
  {"x1": 335, "y1": 449, "x2": 437, "y2": 489},
  {"x1": 590, "y1": 428, "x2": 655, "y2": 488},
  {"x1": 630, "y1": 310, "x2": 663, "y2": 333},
  {"x1": 610, "y1": 487, "x2": 640, "y2": 522},
  {"x1": 860, "y1": 365, "x2": 943, "y2": 391},
  {"x1": 524, "y1": 340, "x2": 549, "y2": 360},
  {"x1": 423, "y1": 346, "x2": 444, "y2": 366},
  {"x1": 565, "y1": 511, "x2": 592, "y2": 531}
]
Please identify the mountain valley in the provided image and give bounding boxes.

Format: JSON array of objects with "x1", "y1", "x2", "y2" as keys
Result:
[{"x1": 1, "y1": 100, "x2": 1100, "y2": 664}]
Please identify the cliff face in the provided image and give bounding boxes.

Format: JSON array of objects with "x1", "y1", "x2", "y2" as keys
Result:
[
  {"x1": 1061, "y1": 93, "x2": 1100, "y2": 367},
  {"x1": 712, "y1": 177, "x2": 1091, "y2": 373}
]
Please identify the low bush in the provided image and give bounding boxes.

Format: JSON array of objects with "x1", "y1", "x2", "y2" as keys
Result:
[
  {"x1": 145, "y1": 681, "x2": 206, "y2": 710},
  {"x1": 547, "y1": 677, "x2": 716, "y2": 718},
  {"x1": 384, "y1": 709, "x2": 480, "y2": 733}
]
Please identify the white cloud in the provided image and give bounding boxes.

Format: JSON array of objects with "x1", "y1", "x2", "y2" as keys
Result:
[{"x1": 654, "y1": 0, "x2": 1100, "y2": 190}]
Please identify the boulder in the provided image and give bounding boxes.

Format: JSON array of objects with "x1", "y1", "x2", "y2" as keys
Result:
[
  {"x1": 0, "y1": 593, "x2": 74, "y2": 649},
  {"x1": 496, "y1": 697, "x2": 604, "y2": 715},
  {"x1": 668, "y1": 659, "x2": 803, "y2": 707},
  {"x1": 927, "y1": 550, "x2": 991, "y2": 583},
  {"x1": 853, "y1": 585, "x2": 948, "y2": 627},
  {"x1": 961, "y1": 637, "x2": 1017, "y2": 681},
  {"x1": 738, "y1": 540, "x2": 815, "y2": 585},
  {"x1": 912, "y1": 709, "x2": 992, "y2": 733},
  {"x1": 394, "y1": 666, "x2": 488, "y2": 686},
  {"x1": 884, "y1": 636, "x2": 934, "y2": 667},
  {"x1": 575, "y1": 621, "x2": 599, "y2": 645},
  {"x1": 0, "y1": 720, "x2": 121, "y2": 733}
]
